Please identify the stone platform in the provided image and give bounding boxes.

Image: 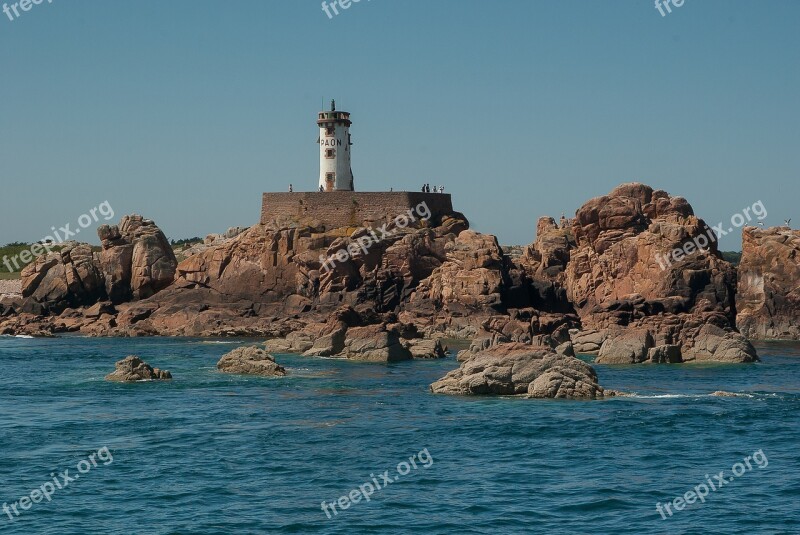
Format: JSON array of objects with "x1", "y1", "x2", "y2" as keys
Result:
[{"x1": 260, "y1": 191, "x2": 454, "y2": 230}]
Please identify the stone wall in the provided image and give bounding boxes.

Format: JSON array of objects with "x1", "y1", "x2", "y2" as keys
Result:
[{"x1": 261, "y1": 191, "x2": 455, "y2": 230}]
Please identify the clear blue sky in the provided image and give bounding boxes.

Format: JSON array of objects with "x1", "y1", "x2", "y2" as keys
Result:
[{"x1": 1, "y1": 0, "x2": 798, "y2": 249}]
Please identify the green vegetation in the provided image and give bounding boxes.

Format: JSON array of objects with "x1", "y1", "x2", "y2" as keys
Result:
[
  {"x1": 170, "y1": 237, "x2": 203, "y2": 247},
  {"x1": 0, "y1": 243, "x2": 36, "y2": 273},
  {"x1": 721, "y1": 251, "x2": 742, "y2": 266},
  {"x1": 1, "y1": 242, "x2": 70, "y2": 273},
  {"x1": 0, "y1": 271, "x2": 20, "y2": 280}
]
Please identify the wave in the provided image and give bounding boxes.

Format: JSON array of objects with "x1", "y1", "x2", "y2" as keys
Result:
[{"x1": 620, "y1": 391, "x2": 793, "y2": 400}]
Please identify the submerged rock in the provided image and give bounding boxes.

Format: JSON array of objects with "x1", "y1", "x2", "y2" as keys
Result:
[
  {"x1": 710, "y1": 390, "x2": 740, "y2": 397},
  {"x1": 105, "y1": 355, "x2": 172, "y2": 382},
  {"x1": 430, "y1": 343, "x2": 608, "y2": 399},
  {"x1": 217, "y1": 346, "x2": 286, "y2": 377}
]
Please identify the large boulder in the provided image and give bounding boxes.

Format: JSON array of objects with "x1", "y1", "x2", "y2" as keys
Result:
[
  {"x1": 341, "y1": 324, "x2": 413, "y2": 362},
  {"x1": 217, "y1": 346, "x2": 286, "y2": 377},
  {"x1": 430, "y1": 343, "x2": 608, "y2": 399},
  {"x1": 684, "y1": 324, "x2": 759, "y2": 363},
  {"x1": 569, "y1": 329, "x2": 607, "y2": 354},
  {"x1": 403, "y1": 338, "x2": 447, "y2": 359},
  {"x1": 98, "y1": 215, "x2": 177, "y2": 303},
  {"x1": 596, "y1": 329, "x2": 655, "y2": 364},
  {"x1": 105, "y1": 355, "x2": 172, "y2": 382},
  {"x1": 21, "y1": 243, "x2": 104, "y2": 313},
  {"x1": 647, "y1": 344, "x2": 682, "y2": 364},
  {"x1": 737, "y1": 226, "x2": 800, "y2": 339}
]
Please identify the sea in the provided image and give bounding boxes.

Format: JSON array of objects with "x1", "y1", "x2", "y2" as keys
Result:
[{"x1": 0, "y1": 336, "x2": 798, "y2": 534}]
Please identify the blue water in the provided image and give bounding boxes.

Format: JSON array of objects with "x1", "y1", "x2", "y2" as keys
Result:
[{"x1": 1, "y1": 337, "x2": 798, "y2": 534}]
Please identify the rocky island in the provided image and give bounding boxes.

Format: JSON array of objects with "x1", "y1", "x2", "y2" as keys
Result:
[{"x1": 3, "y1": 182, "x2": 797, "y2": 398}]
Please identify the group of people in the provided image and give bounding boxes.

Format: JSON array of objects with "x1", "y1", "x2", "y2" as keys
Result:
[
  {"x1": 289, "y1": 183, "x2": 445, "y2": 193},
  {"x1": 422, "y1": 184, "x2": 444, "y2": 193}
]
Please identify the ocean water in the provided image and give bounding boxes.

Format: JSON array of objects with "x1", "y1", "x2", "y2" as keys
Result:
[{"x1": 0, "y1": 336, "x2": 798, "y2": 534}]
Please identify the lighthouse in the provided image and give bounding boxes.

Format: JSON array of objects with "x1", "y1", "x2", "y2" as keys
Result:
[{"x1": 318, "y1": 100, "x2": 354, "y2": 191}]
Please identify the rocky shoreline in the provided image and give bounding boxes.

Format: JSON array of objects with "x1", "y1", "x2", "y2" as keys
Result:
[{"x1": 3, "y1": 183, "x2": 796, "y2": 398}]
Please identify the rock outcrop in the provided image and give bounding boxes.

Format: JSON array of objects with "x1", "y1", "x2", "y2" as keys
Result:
[
  {"x1": 21, "y1": 243, "x2": 104, "y2": 311},
  {"x1": 98, "y1": 215, "x2": 177, "y2": 303},
  {"x1": 0, "y1": 183, "x2": 772, "y2": 369},
  {"x1": 737, "y1": 226, "x2": 800, "y2": 339},
  {"x1": 522, "y1": 183, "x2": 758, "y2": 363},
  {"x1": 403, "y1": 338, "x2": 447, "y2": 359},
  {"x1": 105, "y1": 355, "x2": 172, "y2": 382},
  {"x1": 685, "y1": 324, "x2": 759, "y2": 363},
  {"x1": 107, "y1": 210, "x2": 472, "y2": 337},
  {"x1": 596, "y1": 330, "x2": 655, "y2": 364},
  {"x1": 217, "y1": 346, "x2": 286, "y2": 377},
  {"x1": 19, "y1": 215, "x2": 176, "y2": 314},
  {"x1": 430, "y1": 343, "x2": 609, "y2": 399},
  {"x1": 565, "y1": 183, "x2": 736, "y2": 322},
  {"x1": 340, "y1": 324, "x2": 413, "y2": 362},
  {"x1": 264, "y1": 307, "x2": 424, "y2": 362},
  {"x1": 410, "y1": 230, "x2": 505, "y2": 312}
]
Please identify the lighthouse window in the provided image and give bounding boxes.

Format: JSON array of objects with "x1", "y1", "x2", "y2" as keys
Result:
[
  {"x1": 325, "y1": 127, "x2": 335, "y2": 137},
  {"x1": 325, "y1": 149, "x2": 335, "y2": 159}
]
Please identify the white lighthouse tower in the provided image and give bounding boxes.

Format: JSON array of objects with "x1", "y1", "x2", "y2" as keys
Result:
[{"x1": 318, "y1": 99, "x2": 354, "y2": 191}]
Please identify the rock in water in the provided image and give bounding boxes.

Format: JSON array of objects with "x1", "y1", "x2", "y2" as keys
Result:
[
  {"x1": 217, "y1": 346, "x2": 286, "y2": 377},
  {"x1": 524, "y1": 183, "x2": 759, "y2": 363},
  {"x1": 686, "y1": 324, "x2": 759, "y2": 363},
  {"x1": 737, "y1": 226, "x2": 800, "y2": 339},
  {"x1": 596, "y1": 330, "x2": 655, "y2": 364},
  {"x1": 404, "y1": 338, "x2": 447, "y2": 359},
  {"x1": 430, "y1": 343, "x2": 608, "y2": 399},
  {"x1": 105, "y1": 355, "x2": 172, "y2": 382},
  {"x1": 341, "y1": 324, "x2": 413, "y2": 362},
  {"x1": 711, "y1": 390, "x2": 740, "y2": 397},
  {"x1": 647, "y1": 344, "x2": 682, "y2": 364}
]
